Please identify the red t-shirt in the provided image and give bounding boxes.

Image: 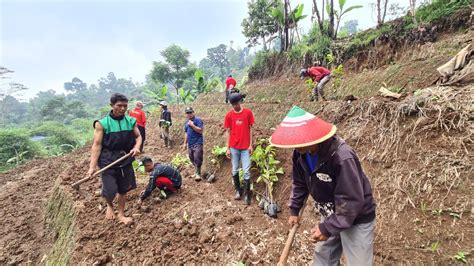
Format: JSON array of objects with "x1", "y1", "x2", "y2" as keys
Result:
[
  {"x1": 224, "y1": 108, "x2": 255, "y2": 149},
  {"x1": 225, "y1": 77, "x2": 237, "y2": 90},
  {"x1": 129, "y1": 108, "x2": 146, "y2": 127},
  {"x1": 308, "y1": 67, "x2": 331, "y2": 82}
]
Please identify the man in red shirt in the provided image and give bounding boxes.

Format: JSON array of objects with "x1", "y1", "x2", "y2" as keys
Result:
[
  {"x1": 225, "y1": 75, "x2": 237, "y2": 104},
  {"x1": 300, "y1": 65, "x2": 332, "y2": 101},
  {"x1": 224, "y1": 92, "x2": 255, "y2": 205},
  {"x1": 128, "y1": 101, "x2": 146, "y2": 152}
]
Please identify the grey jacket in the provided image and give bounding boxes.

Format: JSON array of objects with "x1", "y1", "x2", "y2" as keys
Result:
[{"x1": 289, "y1": 135, "x2": 376, "y2": 237}]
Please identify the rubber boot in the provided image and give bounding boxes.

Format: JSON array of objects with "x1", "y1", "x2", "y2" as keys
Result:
[
  {"x1": 243, "y1": 180, "x2": 251, "y2": 205},
  {"x1": 232, "y1": 174, "x2": 241, "y2": 200},
  {"x1": 194, "y1": 166, "x2": 202, "y2": 181}
]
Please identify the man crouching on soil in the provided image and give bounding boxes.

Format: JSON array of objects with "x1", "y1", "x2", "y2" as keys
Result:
[
  {"x1": 87, "y1": 93, "x2": 142, "y2": 225},
  {"x1": 137, "y1": 157, "x2": 182, "y2": 205},
  {"x1": 270, "y1": 106, "x2": 376, "y2": 265}
]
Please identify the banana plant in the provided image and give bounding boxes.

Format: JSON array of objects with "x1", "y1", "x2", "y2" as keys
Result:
[
  {"x1": 270, "y1": 2, "x2": 307, "y2": 49},
  {"x1": 145, "y1": 84, "x2": 168, "y2": 104},
  {"x1": 178, "y1": 87, "x2": 195, "y2": 104},
  {"x1": 6, "y1": 150, "x2": 29, "y2": 165},
  {"x1": 194, "y1": 69, "x2": 221, "y2": 94},
  {"x1": 326, "y1": 0, "x2": 362, "y2": 38}
]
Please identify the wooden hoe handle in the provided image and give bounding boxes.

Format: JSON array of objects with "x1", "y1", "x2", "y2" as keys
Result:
[
  {"x1": 278, "y1": 200, "x2": 307, "y2": 266},
  {"x1": 71, "y1": 153, "x2": 131, "y2": 189}
]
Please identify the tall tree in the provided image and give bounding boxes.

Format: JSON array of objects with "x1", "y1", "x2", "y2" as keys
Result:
[
  {"x1": 241, "y1": 0, "x2": 278, "y2": 50},
  {"x1": 0, "y1": 67, "x2": 28, "y2": 126},
  {"x1": 206, "y1": 44, "x2": 230, "y2": 79},
  {"x1": 150, "y1": 44, "x2": 196, "y2": 104},
  {"x1": 64, "y1": 77, "x2": 87, "y2": 93}
]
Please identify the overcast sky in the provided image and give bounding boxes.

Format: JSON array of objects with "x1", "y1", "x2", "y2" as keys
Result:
[{"x1": 1, "y1": 0, "x2": 409, "y2": 99}]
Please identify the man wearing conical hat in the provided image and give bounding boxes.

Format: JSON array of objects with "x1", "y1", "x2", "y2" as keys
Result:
[{"x1": 270, "y1": 106, "x2": 376, "y2": 265}]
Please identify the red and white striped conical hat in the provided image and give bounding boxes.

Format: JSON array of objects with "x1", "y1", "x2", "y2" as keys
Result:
[{"x1": 269, "y1": 106, "x2": 336, "y2": 148}]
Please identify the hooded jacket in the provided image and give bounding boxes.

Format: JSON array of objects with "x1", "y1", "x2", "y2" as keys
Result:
[{"x1": 289, "y1": 135, "x2": 376, "y2": 237}]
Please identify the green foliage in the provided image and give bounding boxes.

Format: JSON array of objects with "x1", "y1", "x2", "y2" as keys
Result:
[
  {"x1": 331, "y1": 64, "x2": 345, "y2": 91},
  {"x1": 241, "y1": 0, "x2": 278, "y2": 49},
  {"x1": 251, "y1": 139, "x2": 284, "y2": 202},
  {"x1": 0, "y1": 128, "x2": 42, "y2": 168},
  {"x1": 248, "y1": 50, "x2": 279, "y2": 77},
  {"x1": 286, "y1": 23, "x2": 332, "y2": 62},
  {"x1": 171, "y1": 153, "x2": 191, "y2": 169},
  {"x1": 452, "y1": 251, "x2": 468, "y2": 263},
  {"x1": 429, "y1": 241, "x2": 440, "y2": 254},
  {"x1": 30, "y1": 121, "x2": 82, "y2": 156},
  {"x1": 150, "y1": 44, "x2": 197, "y2": 104},
  {"x1": 305, "y1": 79, "x2": 315, "y2": 93},
  {"x1": 415, "y1": 0, "x2": 470, "y2": 24},
  {"x1": 195, "y1": 69, "x2": 222, "y2": 94},
  {"x1": 325, "y1": 0, "x2": 363, "y2": 38},
  {"x1": 145, "y1": 84, "x2": 168, "y2": 104},
  {"x1": 206, "y1": 44, "x2": 230, "y2": 78},
  {"x1": 211, "y1": 146, "x2": 227, "y2": 157},
  {"x1": 346, "y1": 24, "x2": 392, "y2": 56},
  {"x1": 178, "y1": 87, "x2": 195, "y2": 104},
  {"x1": 132, "y1": 160, "x2": 145, "y2": 173}
]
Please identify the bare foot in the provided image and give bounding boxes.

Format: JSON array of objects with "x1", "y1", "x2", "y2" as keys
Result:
[
  {"x1": 117, "y1": 214, "x2": 133, "y2": 225},
  {"x1": 105, "y1": 206, "x2": 115, "y2": 220}
]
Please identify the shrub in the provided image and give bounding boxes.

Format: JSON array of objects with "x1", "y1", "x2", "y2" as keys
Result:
[
  {"x1": 415, "y1": 0, "x2": 470, "y2": 24},
  {"x1": 29, "y1": 121, "x2": 81, "y2": 155},
  {"x1": 0, "y1": 128, "x2": 42, "y2": 167}
]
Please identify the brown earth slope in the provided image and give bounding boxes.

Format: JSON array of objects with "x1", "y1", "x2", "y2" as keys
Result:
[{"x1": 0, "y1": 24, "x2": 472, "y2": 266}]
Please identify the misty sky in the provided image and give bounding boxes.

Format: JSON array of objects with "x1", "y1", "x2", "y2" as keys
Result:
[{"x1": 1, "y1": 0, "x2": 409, "y2": 99}]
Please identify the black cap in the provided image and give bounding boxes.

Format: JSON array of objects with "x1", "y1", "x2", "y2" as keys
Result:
[
  {"x1": 185, "y1": 107, "x2": 194, "y2": 113},
  {"x1": 229, "y1": 92, "x2": 242, "y2": 105}
]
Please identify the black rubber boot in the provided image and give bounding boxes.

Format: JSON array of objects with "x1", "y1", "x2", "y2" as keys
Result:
[
  {"x1": 243, "y1": 180, "x2": 251, "y2": 205},
  {"x1": 194, "y1": 166, "x2": 202, "y2": 181},
  {"x1": 232, "y1": 174, "x2": 241, "y2": 200}
]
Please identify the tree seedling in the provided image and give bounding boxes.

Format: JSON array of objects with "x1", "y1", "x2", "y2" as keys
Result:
[
  {"x1": 251, "y1": 139, "x2": 284, "y2": 218},
  {"x1": 420, "y1": 201, "x2": 427, "y2": 214},
  {"x1": 449, "y1": 212, "x2": 461, "y2": 220},
  {"x1": 429, "y1": 241, "x2": 440, "y2": 254},
  {"x1": 171, "y1": 153, "x2": 191, "y2": 169},
  {"x1": 452, "y1": 251, "x2": 468, "y2": 263}
]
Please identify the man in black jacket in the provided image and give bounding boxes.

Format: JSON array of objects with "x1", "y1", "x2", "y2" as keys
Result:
[
  {"x1": 137, "y1": 157, "x2": 182, "y2": 204},
  {"x1": 159, "y1": 101, "x2": 172, "y2": 147},
  {"x1": 269, "y1": 106, "x2": 376, "y2": 265}
]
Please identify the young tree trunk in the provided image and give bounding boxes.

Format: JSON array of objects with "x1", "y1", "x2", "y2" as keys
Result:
[
  {"x1": 279, "y1": 29, "x2": 284, "y2": 52},
  {"x1": 322, "y1": 0, "x2": 325, "y2": 22},
  {"x1": 284, "y1": 0, "x2": 289, "y2": 51},
  {"x1": 382, "y1": 0, "x2": 389, "y2": 24},
  {"x1": 377, "y1": 0, "x2": 390, "y2": 26},
  {"x1": 262, "y1": 35, "x2": 267, "y2": 51},
  {"x1": 312, "y1": 0, "x2": 324, "y2": 33},
  {"x1": 335, "y1": 17, "x2": 341, "y2": 38},
  {"x1": 409, "y1": 0, "x2": 417, "y2": 26},
  {"x1": 377, "y1": 0, "x2": 382, "y2": 26},
  {"x1": 328, "y1": 0, "x2": 335, "y2": 39}
]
